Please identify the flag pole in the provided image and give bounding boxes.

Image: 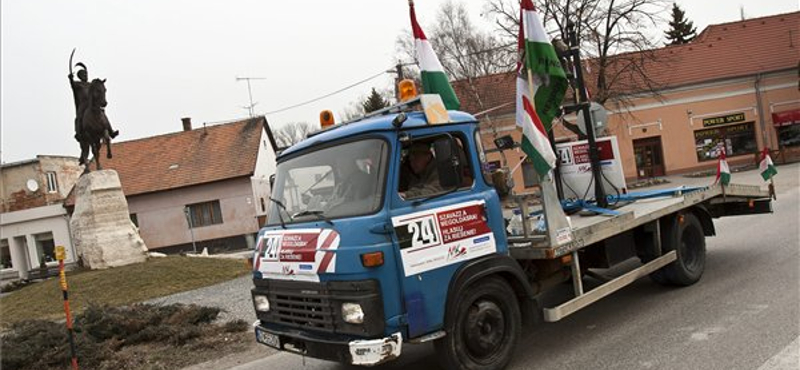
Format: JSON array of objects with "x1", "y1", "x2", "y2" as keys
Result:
[{"x1": 527, "y1": 68, "x2": 572, "y2": 247}]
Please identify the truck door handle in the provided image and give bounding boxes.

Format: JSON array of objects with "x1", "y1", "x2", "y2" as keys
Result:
[{"x1": 369, "y1": 222, "x2": 392, "y2": 235}]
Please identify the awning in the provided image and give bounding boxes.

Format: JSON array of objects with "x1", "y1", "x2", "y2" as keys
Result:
[{"x1": 772, "y1": 108, "x2": 800, "y2": 127}]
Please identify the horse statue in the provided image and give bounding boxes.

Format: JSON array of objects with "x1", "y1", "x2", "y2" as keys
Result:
[{"x1": 77, "y1": 78, "x2": 114, "y2": 172}]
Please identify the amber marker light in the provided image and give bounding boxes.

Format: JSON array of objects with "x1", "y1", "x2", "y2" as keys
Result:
[
  {"x1": 320, "y1": 110, "x2": 335, "y2": 129},
  {"x1": 398, "y1": 79, "x2": 417, "y2": 102},
  {"x1": 361, "y1": 251, "x2": 384, "y2": 267}
]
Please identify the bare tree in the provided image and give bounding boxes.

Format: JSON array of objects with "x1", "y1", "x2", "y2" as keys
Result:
[
  {"x1": 396, "y1": 1, "x2": 515, "y2": 81},
  {"x1": 273, "y1": 122, "x2": 315, "y2": 148},
  {"x1": 485, "y1": 0, "x2": 670, "y2": 105},
  {"x1": 395, "y1": 1, "x2": 516, "y2": 163}
]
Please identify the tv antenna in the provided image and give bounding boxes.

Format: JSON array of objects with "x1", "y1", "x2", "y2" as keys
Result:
[{"x1": 236, "y1": 76, "x2": 266, "y2": 117}]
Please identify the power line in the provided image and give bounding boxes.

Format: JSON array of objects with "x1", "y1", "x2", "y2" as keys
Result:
[
  {"x1": 265, "y1": 70, "x2": 389, "y2": 115},
  {"x1": 263, "y1": 42, "x2": 516, "y2": 116}
]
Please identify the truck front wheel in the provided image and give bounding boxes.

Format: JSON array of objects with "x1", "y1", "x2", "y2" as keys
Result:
[
  {"x1": 434, "y1": 277, "x2": 520, "y2": 370},
  {"x1": 652, "y1": 212, "x2": 706, "y2": 286}
]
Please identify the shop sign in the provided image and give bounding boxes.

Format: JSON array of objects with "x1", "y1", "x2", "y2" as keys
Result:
[{"x1": 702, "y1": 112, "x2": 746, "y2": 127}]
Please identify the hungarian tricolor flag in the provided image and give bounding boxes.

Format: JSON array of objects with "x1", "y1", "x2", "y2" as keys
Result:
[
  {"x1": 759, "y1": 148, "x2": 778, "y2": 181},
  {"x1": 516, "y1": 0, "x2": 568, "y2": 176},
  {"x1": 409, "y1": 1, "x2": 460, "y2": 110},
  {"x1": 715, "y1": 148, "x2": 731, "y2": 186}
]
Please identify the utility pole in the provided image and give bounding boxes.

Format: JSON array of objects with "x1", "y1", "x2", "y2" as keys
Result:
[{"x1": 236, "y1": 76, "x2": 266, "y2": 117}]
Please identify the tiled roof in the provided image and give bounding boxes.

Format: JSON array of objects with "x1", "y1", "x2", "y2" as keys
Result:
[
  {"x1": 454, "y1": 11, "x2": 800, "y2": 116},
  {"x1": 89, "y1": 117, "x2": 267, "y2": 197}
]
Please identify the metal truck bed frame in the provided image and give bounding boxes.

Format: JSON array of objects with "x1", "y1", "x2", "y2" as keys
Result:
[
  {"x1": 505, "y1": 183, "x2": 771, "y2": 322},
  {"x1": 509, "y1": 183, "x2": 770, "y2": 260}
]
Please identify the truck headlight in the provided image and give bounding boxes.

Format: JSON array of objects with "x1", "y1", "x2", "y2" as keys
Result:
[
  {"x1": 342, "y1": 302, "x2": 364, "y2": 324},
  {"x1": 253, "y1": 295, "x2": 270, "y2": 312}
]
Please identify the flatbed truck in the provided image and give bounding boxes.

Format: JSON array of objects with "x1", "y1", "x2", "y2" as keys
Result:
[{"x1": 249, "y1": 95, "x2": 773, "y2": 370}]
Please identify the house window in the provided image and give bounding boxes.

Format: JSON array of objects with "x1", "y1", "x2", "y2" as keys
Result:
[
  {"x1": 1, "y1": 239, "x2": 11, "y2": 269},
  {"x1": 34, "y1": 232, "x2": 56, "y2": 264},
  {"x1": 46, "y1": 172, "x2": 59, "y2": 193},
  {"x1": 186, "y1": 200, "x2": 223, "y2": 228},
  {"x1": 130, "y1": 213, "x2": 139, "y2": 227}
]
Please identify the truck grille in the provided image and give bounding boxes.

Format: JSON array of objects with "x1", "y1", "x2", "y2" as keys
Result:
[
  {"x1": 253, "y1": 278, "x2": 384, "y2": 336},
  {"x1": 270, "y1": 290, "x2": 334, "y2": 330}
]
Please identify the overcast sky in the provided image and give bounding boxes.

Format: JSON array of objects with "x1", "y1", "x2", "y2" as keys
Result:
[{"x1": 1, "y1": 0, "x2": 797, "y2": 164}]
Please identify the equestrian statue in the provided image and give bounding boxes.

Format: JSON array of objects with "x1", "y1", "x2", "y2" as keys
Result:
[{"x1": 69, "y1": 49, "x2": 119, "y2": 172}]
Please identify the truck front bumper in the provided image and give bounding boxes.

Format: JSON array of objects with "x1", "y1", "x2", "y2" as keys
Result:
[{"x1": 254, "y1": 322, "x2": 402, "y2": 366}]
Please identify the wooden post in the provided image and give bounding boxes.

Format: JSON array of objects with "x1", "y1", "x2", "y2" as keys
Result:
[{"x1": 56, "y1": 246, "x2": 79, "y2": 370}]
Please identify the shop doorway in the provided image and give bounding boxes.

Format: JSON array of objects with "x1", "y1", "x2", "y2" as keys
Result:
[{"x1": 633, "y1": 137, "x2": 665, "y2": 178}]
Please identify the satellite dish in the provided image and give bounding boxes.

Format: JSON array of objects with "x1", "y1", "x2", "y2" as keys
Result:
[
  {"x1": 577, "y1": 102, "x2": 609, "y2": 136},
  {"x1": 26, "y1": 179, "x2": 39, "y2": 192}
]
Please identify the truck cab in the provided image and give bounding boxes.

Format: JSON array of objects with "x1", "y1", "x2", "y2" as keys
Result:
[{"x1": 251, "y1": 100, "x2": 524, "y2": 367}]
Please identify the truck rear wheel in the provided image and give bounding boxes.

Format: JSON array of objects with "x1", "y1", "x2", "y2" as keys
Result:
[
  {"x1": 651, "y1": 212, "x2": 706, "y2": 286},
  {"x1": 434, "y1": 277, "x2": 520, "y2": 370}
]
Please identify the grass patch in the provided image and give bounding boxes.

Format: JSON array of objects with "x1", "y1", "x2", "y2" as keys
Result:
[
  {"x1": 0, "y1": 256, "x2": 249, "y2": 326},
  {"x1": 1, "y1": 303, "x2": 252, "y2": 370}
]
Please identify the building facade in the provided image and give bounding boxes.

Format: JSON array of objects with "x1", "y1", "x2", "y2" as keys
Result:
[
  {"x1": 0, "y1": 156, "x2": 82, "y2": 280},
  {"x1": 67, "y1": 117, "x2": 278, "y2": 253},
  {"x1": 452, "y1": 12, "x2": 800, "y2": 192}
]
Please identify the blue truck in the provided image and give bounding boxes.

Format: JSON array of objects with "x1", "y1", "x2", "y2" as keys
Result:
[{"x1": 250, "y1": 95, "x2": 772, "y2": 370}]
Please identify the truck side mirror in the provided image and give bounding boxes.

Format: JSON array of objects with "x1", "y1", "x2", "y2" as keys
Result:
[
  {"x1": 433, "y1": 136, "x2": 462, "y2": 189},
  {"x1": 494, "y1": 135, "x2": 515, "y2": 150}
]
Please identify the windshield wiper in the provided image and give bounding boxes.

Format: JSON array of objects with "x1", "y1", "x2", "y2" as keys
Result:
[
  {"x1": 291, "y1": 209, "x2": 334, "y2": 226},
  {"x1": 269, "y1": 197, "x2": 291, "y2": 229}
]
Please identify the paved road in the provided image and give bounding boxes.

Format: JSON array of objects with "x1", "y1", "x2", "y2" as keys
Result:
[{"x1": 206, "y1": 163, "x2": 800, "y2": 370}]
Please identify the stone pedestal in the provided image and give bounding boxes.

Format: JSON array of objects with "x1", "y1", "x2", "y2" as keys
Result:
[{"x1": 70, "y1": 170, "x2": 147, "y2": 269}]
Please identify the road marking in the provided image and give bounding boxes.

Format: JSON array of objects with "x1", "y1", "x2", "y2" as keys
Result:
[{"x1": 757, "y1": 336, "x2": 800, "y2": 370}]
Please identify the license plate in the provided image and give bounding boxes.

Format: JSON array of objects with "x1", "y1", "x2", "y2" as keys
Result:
[{"x1": 255, "y1": 327, "x2": 281, "y2": 349}]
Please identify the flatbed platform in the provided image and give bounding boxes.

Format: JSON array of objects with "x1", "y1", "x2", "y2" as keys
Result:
[{"x1": 509, "y1": 183, "x2": 771, "y2": 260}]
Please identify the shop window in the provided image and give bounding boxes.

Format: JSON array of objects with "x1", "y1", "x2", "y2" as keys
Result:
[
  {"x1": 778, "y1": 125, "x2": 800, "y2": 148},
  {"x1": 521, "y1": 156, "x2": 539, "y2": 188},
  {"x1": 694, "y1": 122, "x2": 757, "y2": 162},
  {"x1": 34, "y1": 232, "x2": 56, "y2": 264},
  {"x1": 1, "y1": 239, "x2": 11, "y2": 269},
  {"x1": 186, "y1": 200, "x2": 223, "y2": 228}
]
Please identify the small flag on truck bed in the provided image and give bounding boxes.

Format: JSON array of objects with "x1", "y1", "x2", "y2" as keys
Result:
[
  {"x1": 759, "y1": 148, "x2": 777, "y2": 181},
  {"x1": 715, "y1": 148, "x2": 731, "y2": 186}
]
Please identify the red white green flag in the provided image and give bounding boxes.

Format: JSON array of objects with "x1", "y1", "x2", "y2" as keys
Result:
[
  {"x1": 409, "y1": 1, "x2": 460, "y2": 110},
  {"x1": 516, "y1": 0, "x2": 568, "y2": 176},
  {"x1": 759, "y1": 148, "x2": 777, "y2": 181},
  {"x1": 715, "y1": 148, "x2": 731, "y2": 186}
]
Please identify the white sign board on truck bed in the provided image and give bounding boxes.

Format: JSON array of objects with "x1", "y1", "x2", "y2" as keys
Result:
[{"x1": 556, "y1": 136, "x2": 627, "y2": 200}]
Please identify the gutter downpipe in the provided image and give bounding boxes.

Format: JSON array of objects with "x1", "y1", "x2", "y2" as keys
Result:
[{"x1": 754, "y1": 73, "x2": 770, "y2": 150}]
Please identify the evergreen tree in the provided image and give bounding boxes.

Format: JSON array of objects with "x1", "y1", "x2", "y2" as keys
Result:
[
  {"x1": 665, "y1": 3, "x2": 697, "y2": 45},
  {"x1": 361, "y1": 88, "x2": 390, "y2": 114}
]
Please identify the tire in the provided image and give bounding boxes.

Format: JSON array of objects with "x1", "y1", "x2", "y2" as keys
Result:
[
  {"x1": 434, "y1": 277, "x2": 521, "y2": 370},
  {"x1": 650, "y1": 212, "x2": 706, "y2": 286}
]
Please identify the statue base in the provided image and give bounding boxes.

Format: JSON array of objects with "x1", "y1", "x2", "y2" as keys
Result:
[{"x1": 70, "y1": 170, "x2": 148, "y2": 269}]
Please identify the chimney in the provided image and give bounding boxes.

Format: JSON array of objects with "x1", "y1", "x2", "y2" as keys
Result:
[{"x1": 181, "y1": 117, "x2": 192, "y2": 131}]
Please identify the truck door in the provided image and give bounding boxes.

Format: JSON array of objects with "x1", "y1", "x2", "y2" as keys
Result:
[{"x1": 388, "y1": 130, "x2": 503, "y2": 338}]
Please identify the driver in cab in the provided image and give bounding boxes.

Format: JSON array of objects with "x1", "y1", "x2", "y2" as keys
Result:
[{"x1": 400, "y1": 142, "x2": 443, "y2": 199}]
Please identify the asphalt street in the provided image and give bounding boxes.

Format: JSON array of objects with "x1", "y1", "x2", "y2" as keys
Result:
[{"x1": 214, "y1": 163, "x2": 800, "y2": 370}]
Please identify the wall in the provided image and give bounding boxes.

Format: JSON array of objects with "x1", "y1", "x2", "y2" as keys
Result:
[
  {"x1": 0, "y1": 156, "x2": 81, "y2": 212},
  {"x1": 0, "y1": 204, "x2": 76, "y2": 280},
  {"x1": 477, "y1": 69, "x2": 799, "y2": 191},
  {"x1": 252, "y1": 129, "x2": 277, "y2": 220},
  {"x1": 126, "y1": 177, "x2": 259, "y2": 250}
]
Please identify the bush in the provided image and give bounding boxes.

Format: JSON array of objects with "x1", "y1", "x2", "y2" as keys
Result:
[{"x1": 1, "y1": 303, "x2": 229, "y2": 370}]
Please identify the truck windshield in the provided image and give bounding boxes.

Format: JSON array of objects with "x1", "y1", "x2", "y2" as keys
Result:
[{"x1": 266, "y1": 139, "x2": 388, "y2": 225}]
